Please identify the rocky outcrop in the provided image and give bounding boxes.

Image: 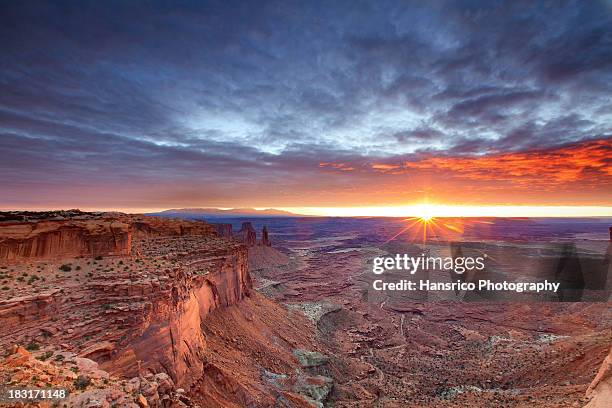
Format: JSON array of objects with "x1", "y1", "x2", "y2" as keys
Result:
[
  {"x1": 585, "y1": 347, "x2": 612, "y2": 407},
  {"x1": 237, "y1": 222, "x2": 256, "y2": 247},
  {"x1": 213, "y1": 223, "x2": 233, "y2": 239},
  {"x1": 261, "y1": 226, "x2": 271, "y2": 246},
  {"x1": 0, "y1": 345, "x2": 200, "y2": 408},
  {"x1": 0, "y1": 218, "x2": 132, "y2": 261}
]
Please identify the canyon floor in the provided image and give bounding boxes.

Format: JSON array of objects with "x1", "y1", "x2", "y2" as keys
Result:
[
  {"x1": 0, "y1": 213, "x2": 610, "y2": 407},
  {"x1": 247, "y1": 217, "x2": 611, "y2": 407}
]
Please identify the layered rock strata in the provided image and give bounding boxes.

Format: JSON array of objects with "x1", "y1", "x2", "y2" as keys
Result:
[
  {"x1": 0, "y1": 219, "x2": 132, "y2": 260},
  {"x1": 0, "y1": 213, "x2": 250, "y2": 390}
]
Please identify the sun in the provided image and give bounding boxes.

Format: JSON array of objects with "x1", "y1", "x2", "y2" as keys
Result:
[
  {"x1": 414, "y1": 204, "x2": 435, "y2": 222},
  {"x1": 419, "y1": 214, "x2": 433, "y2": 222}
]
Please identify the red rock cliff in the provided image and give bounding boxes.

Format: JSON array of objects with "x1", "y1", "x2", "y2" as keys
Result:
[
  {"x1": 0, "y1": 219, "x2": 131, "y2": 261},
  {"x1": 0, "y1": 213, "x2": 251, "y2": 390}
]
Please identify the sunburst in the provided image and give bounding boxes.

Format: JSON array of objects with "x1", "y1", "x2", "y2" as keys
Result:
[{"x1": 384, "y1": 214, "x2": 465, "y2": 245}]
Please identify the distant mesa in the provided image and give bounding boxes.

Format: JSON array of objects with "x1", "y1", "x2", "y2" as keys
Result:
[{"x1": 152, "y1": 207, "x2": 299, "y2": 217}]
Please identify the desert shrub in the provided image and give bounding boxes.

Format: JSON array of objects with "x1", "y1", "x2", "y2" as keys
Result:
[
  {"x1": 59, "y1": 264, "x2": 72, "y2": 272},
  {"x1": 25, "y1": 342, "x2": 40, "y2": 351},
  {"x1": 1, "y1": 286, "x2": 9, "y2": 290},
  {"x1": 74, "y1": 375, "x2": 90, "y2": 390},
  {"x1": 37, "y1": 351, "x2": 53, "y2": 361},
  {"x1": 94, "y1": 255, "x2": 103, "y2": 260},
  {"x1": 75, "y1": 266, "x2": 81, "y2": 271}
]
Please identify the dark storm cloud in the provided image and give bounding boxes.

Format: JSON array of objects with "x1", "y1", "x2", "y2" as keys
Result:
[{"x1": 1, "y1": 0, "x2": 611, "y2": 207}]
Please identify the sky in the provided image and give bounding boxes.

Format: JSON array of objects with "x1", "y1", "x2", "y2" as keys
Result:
[{"x1": 1, "y1": 0, "x2": 611, "y2": 215}]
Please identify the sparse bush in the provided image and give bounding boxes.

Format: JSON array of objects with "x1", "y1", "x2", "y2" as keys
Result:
[
  {"x1": 1, "y1": 286, "x2": 9, "y2": 290},
  {"x1": 94, "y1": 256, "x2": 103, "y2": 260},
  {"x1": 59, "y1": 264, "x2": 72, "y2": 272},
  {"x1": 54, "y1": 354, "x2": 65, "y2": 361},
  {"x1": 75, "y1": 266, "x2": 81, "y2": 271},
  {"x1": 25, "y1": 342, "x2": 40, "y2": 351},
  {"x1": 74, "y1": 375, "x2": 90, "y2": 390},
  {"x1": 37, "y1": 351, "x2": 53, "y2": 361}
]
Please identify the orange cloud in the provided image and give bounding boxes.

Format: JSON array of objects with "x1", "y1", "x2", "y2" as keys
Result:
[
  {"x1": 374, "y1": 138, "x2": 611, "y2": 188},
  {"x1": 370, "y1": 163, "x2": 401, "y2": 172},
  {"x1": 319, "y1": 162, "x2": 355, "y2": 171}
]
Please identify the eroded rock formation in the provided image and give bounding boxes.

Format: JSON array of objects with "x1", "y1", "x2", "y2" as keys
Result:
[
  {"x1": 261, "y1": 226, "x2": 271, "y2": 246},
  {"x1": 213, "y1": 223, "x2": 233, "y2": 239},
  {"x1": 237, "y1": 222, "x2": 256, "y2": 247}
]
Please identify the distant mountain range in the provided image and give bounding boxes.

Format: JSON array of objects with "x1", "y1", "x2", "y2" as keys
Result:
[{"x1": 149, "y1": 207, "x2": 301, "y2": 217}]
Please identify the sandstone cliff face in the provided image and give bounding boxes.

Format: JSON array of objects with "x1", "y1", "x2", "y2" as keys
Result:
[
  {"x1": 0, "y1": 219, "x2": 131, "y2": 261},
  {"x1": 0, "y1": 213, "x2": 251, "y2": 391},
  {"x1": 106, "y1": 244, "x2": 251, "y2": 387}
]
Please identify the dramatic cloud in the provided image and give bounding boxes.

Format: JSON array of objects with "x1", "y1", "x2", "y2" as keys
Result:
[
  {"x1": 372, "y1": 139, "x2": 612, "y2": 187},
  {"x1": 1, "y1": 0, "x2": 611, "y2": 209}
]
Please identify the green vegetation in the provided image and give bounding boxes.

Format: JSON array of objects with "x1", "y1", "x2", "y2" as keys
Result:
[
  {"x1": 74, "y1": 375, "x2": 91, "y2": 390},
  {"x1": 37, "y1": 351, "x2": 54, "y2": 361},
  {"x1": 25, "y1": 342, "x2": 40, "y2": 351},
  {"x1": 27, "y1": 275, "x2": 40, "y2": 284},
  {"x1": 59, "y1": 264, "x2": 72, "y2": 272}
]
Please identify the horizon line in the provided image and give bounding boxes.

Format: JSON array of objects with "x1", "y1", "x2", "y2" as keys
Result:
[{"x1": 2, "y1": 205, "x2": 612, "y2": 218}]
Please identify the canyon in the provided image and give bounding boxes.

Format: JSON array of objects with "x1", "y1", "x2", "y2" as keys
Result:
[
  {"x1": 0, "y1": 213, "x2": 610, "y2": 407},
  {"x1": 0, "y1": 211, "x2": 328, "y2": 407}
]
